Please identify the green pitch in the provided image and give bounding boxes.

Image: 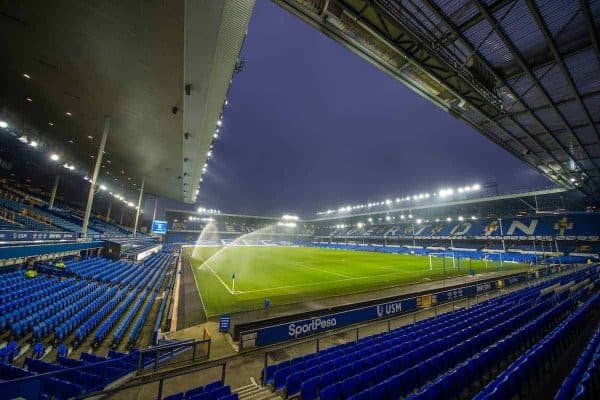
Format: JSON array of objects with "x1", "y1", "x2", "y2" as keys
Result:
[{"x1": 186, "y1": 246, "x2": 525, "y2": 316}]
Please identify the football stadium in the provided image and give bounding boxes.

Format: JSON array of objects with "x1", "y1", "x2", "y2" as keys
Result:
[{"x1": 0, "y1": 1, "x2": 600, "y2": 400}]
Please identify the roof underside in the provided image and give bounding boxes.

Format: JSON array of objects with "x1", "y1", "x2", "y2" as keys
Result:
[
  {"x1": 274, "y1": 0, "x2": 600, "y2": 195},
  {"x1": 0, "y1": 0, "x2": 253, "y2": 203}
]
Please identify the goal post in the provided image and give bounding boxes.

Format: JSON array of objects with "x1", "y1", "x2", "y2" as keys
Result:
[
  {"x1": 483, "y1": 252, "x2": 504, "y2": 268},
  {"x1": 428, "y1": 252, "x2": 457, "y2": 271}
]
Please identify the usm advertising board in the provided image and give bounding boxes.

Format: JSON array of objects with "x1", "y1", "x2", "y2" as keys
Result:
[{"x1": 240, "y1": 297, "x2": 418, "y2": 349}]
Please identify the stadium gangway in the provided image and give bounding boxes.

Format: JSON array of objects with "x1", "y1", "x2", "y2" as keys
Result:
[{"x1": 75, "y1": 357, "x2": 226, "y2": 400}]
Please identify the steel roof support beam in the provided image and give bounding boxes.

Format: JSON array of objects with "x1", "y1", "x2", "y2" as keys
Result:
[
  {"x1": 106, "y1": 196, "x2": 112, "y2": 222},
  {"x1": 82, "y1": 116, "x2": 109, "y2": 239},
  {"x1": 419, "y1": 0, "x2": 574, "y2": 183},
  {"x1": 524, "y1": 0, "x2": 600, "y2": 143},
  {"x1": 579, "y1": 0, "x2": 600, "y2": 68},
  {"x1": 472, "y1": 0, "x2": 600, "y2": 184},
  {"x1": 493, "y1": 89, "x2": 600, "y2": 120},
  {"x1": 454, "y1": 0, "x2": 515, "y2": 39},
  {"x1": 49, "y1": 175, "x2": 59, "y2": 210},
  {"x1": 133, "y1": 176, "x2": 145, "y2": 236}
]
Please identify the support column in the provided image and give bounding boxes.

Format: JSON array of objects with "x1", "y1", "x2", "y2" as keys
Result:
[
  {"x1": 49, "y1": 175, "x2": 60, "y2": 210},
  {"x1": 120, "y1": 207, "x2": 124, "y2": 225},
  {"x1": 498, "y1": 218, "x2": 506, "y2": 252},
  {"x1": 133, "y1": 177, "x2": 145, "y2": 236},
  {"x1": 152, "y1": 196, "x2": 158, "y2": 225},
  {"x1": 82, "y1": 116, "x2": 109, "y2": 239},
  {"x1": 106, "y1": 197, "x2": 112, "y2": 222}
]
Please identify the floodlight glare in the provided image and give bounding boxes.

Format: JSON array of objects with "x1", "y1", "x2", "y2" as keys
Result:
[
  {"x1": 99, "y1": 185, "x2": 107, "y2": 191},
  {"x1": 29, "y1": 140, "x2": 38, "y2": 148},
  {"x1": 0, "y1": 120, "x2": 8, "y2": 129},
  {"x1": 50, "y1": 153, "x2": 60, "y2": 161}
]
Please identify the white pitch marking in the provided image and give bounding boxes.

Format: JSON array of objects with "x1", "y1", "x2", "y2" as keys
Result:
[
  {"x1": 233, "y1": 267, "x2": 434, "y2": 294},
  {"x1": 290, "y1": 261, "x2": 354, "y2": 279},
  {"x1": 197, "y1": 256, "x2": 234, "y2": 295}
]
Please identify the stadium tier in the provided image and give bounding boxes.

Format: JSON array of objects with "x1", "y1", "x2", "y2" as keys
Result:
[
  {"x1": 0, "y1": 250, "x2": 178, "y2": 399},
  {"x1": 315, "y1": 213, "x2": 600, "y2": 241},
  {"x1": 260, "y1": 266, "x2": 600, "y2": 400}
]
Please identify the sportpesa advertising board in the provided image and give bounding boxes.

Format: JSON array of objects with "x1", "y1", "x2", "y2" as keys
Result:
[{"x1": 240, "y1": 297, "x2": 418, "y2": 349}]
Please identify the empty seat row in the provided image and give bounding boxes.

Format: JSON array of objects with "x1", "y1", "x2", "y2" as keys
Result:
[
  {"x1": 74, "y1": 289, "x2": 127, "y2": 345},
  {"x1": 555, "y1": 323, "x2": 600, "y2": 400},
  {"x1": 474, "y1": 287, "x2": 600, "y2": 399}
]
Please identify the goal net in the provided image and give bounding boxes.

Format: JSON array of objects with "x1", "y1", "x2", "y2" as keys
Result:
[{"x1": 428, "y1": 252, "x2": 457, "y2": 271}]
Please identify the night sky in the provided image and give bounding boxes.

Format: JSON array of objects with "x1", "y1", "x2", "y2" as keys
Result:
[{"x1": 185, "y1": 0, "x2": 551, "y2": 218}]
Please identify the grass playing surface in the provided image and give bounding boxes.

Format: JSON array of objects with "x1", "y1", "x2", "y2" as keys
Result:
[{"x1": 187, "y1": 246, "x2": 525, "y2": 316}]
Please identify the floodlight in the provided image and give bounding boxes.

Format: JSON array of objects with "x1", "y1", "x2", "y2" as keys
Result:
[
  {"x1": 18, "y1": 136, "x2": 28, "y2": 144},
  {"x1": 458, "y1": 216, "x2": 464, "y2": 221},
  {"x1": 99, "y1": 185, "x2": 107, "y2": 191},
  {"x1": 446, "y1": 217, "x2": 452, "y2": 222},
  {"x1": 29, "y1": 140, "x2": 38, "y2": 148},
  {"x1": 400, "y1": 215, "x2": 405, "y2": 219},
  {"x1": 0, "y1": 120, "x2": 8, "y2": 129},
  {"x1": 50, "y1": 154, "x2": 60, "y2": 161},
  {"x1": 127, "y1": 202, "x2": 134, "y2": 207},
  {"x1": 472, "y1": 184, "x2": 481, "y2": 190},
  {"x1": 416, "y1": 219, "x2": 422, "y2": 224}
]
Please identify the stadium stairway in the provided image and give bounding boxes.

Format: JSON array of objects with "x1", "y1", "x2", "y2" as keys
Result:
[{"x1": 234, "y1": 382, "x2": 283, "y2": 400}]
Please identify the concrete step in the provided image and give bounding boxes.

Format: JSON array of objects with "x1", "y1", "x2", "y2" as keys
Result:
[{"x1": 234, "y1": 384, "x2": 282, "y2": 400}]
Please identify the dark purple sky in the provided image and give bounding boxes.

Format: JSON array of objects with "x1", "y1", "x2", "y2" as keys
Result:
[{"x1": 191, "y1": 0, "x2": 550, "y2": 218}]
